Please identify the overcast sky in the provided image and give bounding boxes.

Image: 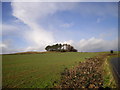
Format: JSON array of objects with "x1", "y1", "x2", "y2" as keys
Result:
[{"x1": 1, "y1": 1, "x2": 118, "y2": 54}]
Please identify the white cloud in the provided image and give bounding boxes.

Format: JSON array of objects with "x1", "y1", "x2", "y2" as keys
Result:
[
  {"x1": 11, "y1": 2, "x2": 77, "y2": 51},
  {"x1": 0, "y1": 40, "x2": 13, "y2": 54},
  {"x1": 0, "y1": 43, "x2": 7, "y2": 48},
  {"x1": 52, "y1": 37, "x2": 118, "y2": 52},
  {"x1": 11, "y1": 2, "x2": 76, "y2": 24},
  {"x1": 0, "y1": 43, "x2": 6, "y2": 54},
  {"x1": 24, "y1": 28, "x2": 54, "y2": 48},
  {"x1": 11, "y1": 2, "x2": 56, "y2": 50},
  {"x1": 1, "y1": 37, "x2": 118, "y2": 54},
  {"x1": 56, "y1": 40, "x2": 74, "y2": 45},
  {"x1": 2, "y1": 2, "x2": 118, "y2": 54},
  {"x1": 74, "y1": 37, "x2": 118, "y2": 52}
]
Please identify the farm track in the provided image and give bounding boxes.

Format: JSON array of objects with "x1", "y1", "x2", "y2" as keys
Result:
[{"x1": 56, "y1": 54, "x2": 110, "y2": 88}]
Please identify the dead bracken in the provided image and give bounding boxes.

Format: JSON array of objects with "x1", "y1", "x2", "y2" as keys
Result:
[{"x1": 56, "y1": 54, "x2": 110, "y2": 88}]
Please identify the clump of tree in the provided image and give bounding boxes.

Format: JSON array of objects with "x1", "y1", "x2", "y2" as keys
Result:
[
  {"x1": 45, "y1": 44, "x2": 77, "y2": 52},
  {"x1": 110, "y1": 50, "x2": 113, "y2": 54}
]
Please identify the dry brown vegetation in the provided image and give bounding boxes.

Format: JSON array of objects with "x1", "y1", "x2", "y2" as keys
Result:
[{"x1": 55, "y1": 54, "x2": 117, "y2": 88}]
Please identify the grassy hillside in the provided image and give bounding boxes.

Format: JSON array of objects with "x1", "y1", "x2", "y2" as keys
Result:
[{"x1": 2, "y1": 52, "x2": 100, "y2": 88}]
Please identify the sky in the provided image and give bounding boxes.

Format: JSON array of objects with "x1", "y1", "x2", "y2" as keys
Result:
[{"x1": 1, "y1": 1, "x2": 118, "y2": 54}]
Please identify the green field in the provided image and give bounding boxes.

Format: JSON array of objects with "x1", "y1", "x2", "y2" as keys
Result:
[{"x1": 3, "y1": 52, "x2": 101, "y2": 88}]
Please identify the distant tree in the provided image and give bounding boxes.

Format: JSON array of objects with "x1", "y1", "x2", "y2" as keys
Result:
[
  {"x1": 45, "y1": 43, "x2": 77, "y2": 52},
  {"x1": 110, "y1": 50, "x2": 113, "y2": 54},
  {"x1": 59, "y1": 44, "x2": 62, "y2": 51},
  {"x1": 45, "y1": 45, "x2": 51, "y2": 51},
  {"x1": 54, "y1": 44, "x2": 59, "y2": 51},
  {"x1": 67, "y1": 44, "x2": 71, "y2": 51},
  {"x1": 70, "y1": 46, "x2": 74, "y2": 51},
  {"x1": 72, "y1": 49, "x2": 77, "y2": 52}
]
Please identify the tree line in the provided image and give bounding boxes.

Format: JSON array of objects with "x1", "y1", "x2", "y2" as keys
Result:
[{"x1": 45, "y1": 44, "x2": 77, "y2": 52}]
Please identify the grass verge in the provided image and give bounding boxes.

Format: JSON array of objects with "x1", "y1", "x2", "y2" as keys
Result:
[{"x1": 102, "y1": 56, "x2": 117, "y2": 88}]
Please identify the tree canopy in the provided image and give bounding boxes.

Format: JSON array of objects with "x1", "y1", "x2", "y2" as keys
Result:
[{"x1": 45, "y1": 44, "x2": 77, "y2": 52}]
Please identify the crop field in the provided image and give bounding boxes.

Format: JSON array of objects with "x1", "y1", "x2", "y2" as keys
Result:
[{"x1": 3, "y1": 52, "x2": 102, "y2": 88}]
